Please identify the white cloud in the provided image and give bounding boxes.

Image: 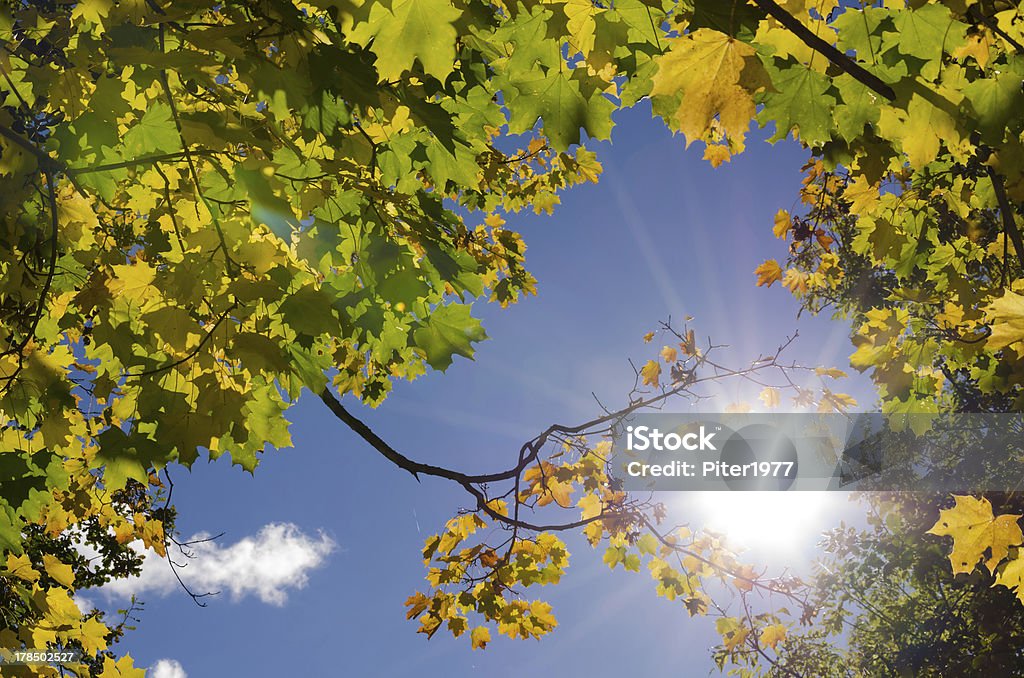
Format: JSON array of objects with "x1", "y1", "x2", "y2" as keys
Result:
[
  {"x1": 100, "y1": 523, "x2": 335, "y2": 606},
  {"x1": 150, "y1": 659, "x2": 188, "y2": 678},
  {"x1": 73, "y1": 593, "x2": 95, "y2": 614}
]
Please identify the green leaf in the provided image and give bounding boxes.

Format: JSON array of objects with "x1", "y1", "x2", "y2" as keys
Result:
[
  {"x1": 121, "y1": 102, "x2": 179, "y2": 157},
  {"x1": 963, "y1": 58, "x2": 1024, "y2": 144},
  {"x1": 359, "y1": 0, "x2": 462, "y2": 82},
  {"x1": 758, "y1": 62, "x2": 835, "y2": 147},
  {"x1": 889, "y1": 4, "x2": 966, "y2": 63},
  {"x1": 413, "y1": 304, "x2": 488, "y2": 371},
  {"x1": 506, "y1": 72, "x2": 615, "y2": 151}
]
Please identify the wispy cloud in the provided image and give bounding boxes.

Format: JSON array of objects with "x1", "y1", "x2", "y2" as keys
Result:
[
  {"x1": 100, "y1": 523, "x2": 335, "y2": 606},
  {"x1": 150, "y1": 659, "x2": 188, "y2": 678}
]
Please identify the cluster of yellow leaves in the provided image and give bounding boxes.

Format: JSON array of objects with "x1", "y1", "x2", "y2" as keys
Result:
[
  {"x1": 0, "y1": 425, "x2": 165, "y2": 670},
  {"x1": 406, "y1": 506, "x2": 567, "y2": 648}
]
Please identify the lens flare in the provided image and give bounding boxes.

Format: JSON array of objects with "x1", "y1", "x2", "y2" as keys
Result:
[{"x1": 674, "y1": 491, "x2": 852, "y2": 562}]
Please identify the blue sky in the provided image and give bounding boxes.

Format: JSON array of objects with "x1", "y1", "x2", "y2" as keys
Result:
[{"x1": 97, "y1": 104, "x2": 876, "y2": 677}]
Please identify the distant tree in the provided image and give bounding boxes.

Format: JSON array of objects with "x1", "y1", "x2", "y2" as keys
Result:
[{"x1": 740, "y1": 493, "x2": 1024, "y2": 677}]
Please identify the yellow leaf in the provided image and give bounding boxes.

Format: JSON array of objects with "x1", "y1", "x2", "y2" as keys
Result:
[
  {"x1": 643, "y1": 331, "x2": 655, "y2": 343},
  {"x1": 760, "y1": 623, "x2": 787, "y2": 649},
  {"x1": 660, "y1": 345, "x2": 678, "y2": 363},
  {"x1": 927, "y1": 495, "x2": 1023, "y2": 574},
  {"x1": 578, "y1": 493, "x2": 602, "y2": 520},
  {"x1": 538, "y1": 478, "x2": 574, "y2": 507},
  {"x1": 758, "y1": 387, "x2": 781, "y2": 408},
  {"x1": 732, "y1": 564, "x2": 758, "y2": 592},
  {"x1": 702, "y1": 144, "x2": 732, "y2": 167},
  {"x1": 754, "y1": 20, "x2": 834, "y2": 70},
  {"x1": 405, "y1": 592, "x2": 431, "y2": 620},
  {"x1": 782, "y1": 268, "x2": 809, "y2": 295},
  {"x1": 680, "y1": 328, "x2": 697, "y2": 356},
  {"x1": 99, "y1": 655, "x2": 146, "y2": 678},
  {"x1": 79, "y1": 616, "x2": 111, "y2": 654},
  {"x1": 72, "y1": 0, "x2": 114, "y2": 25},
  {"x1": 844, "y1": 174, "x2": 880, "y2": 215},
  {"x1": 584, "y1": 520, "x2": 604, "y2": 546},
  {"x1": 651, "y1": 29, "x2": 770, "y2": 151},
  {"x1": 754, "y1": 260, "x2": 783, "y2": 287},
  {"x1": 899, "y1": 94, "x2": 961, "y2": 168},
  {"x1": 527, "y1": 137, "x2": 547, "y2": 155},
  {"x1": 984, "y1": 289, "x2": 1024, "y2": 349},
  {"x1": 43, "y1": 554, "x2": 75, "y2": 588},
  {"x1": 773, "y1": 209, "x2": 791, "y2": 239},
  {"x1": 564, "y1": 0, "x2": 599, "y2": 55},
  {"x1": 640, "y1": 360, "x2": 661, "y2": 387},
  {"x1": 820, "y1": 389, "x2": 858, "y2": 413},
  {"x1": 953, "y1": 30, "x2": 992, "y2": 68},
  {"x1": 815, "y1": 367, "x2": 848, "y2": 379},
  {"x1": 485, "y1": 498, "x2": 508, "y2": 517},
  {"x1": 470, "y1": 626, "x2": 491, "y2": 650},
  {"x1": 725, "y1": 402, "x2": 751, "y2": 413},
  {"x1": 107, "y1": 261, "x2": 158, "y2": 303},
  {"x1": 994, "y1": 554, "x2": 1024, "y2": 603},
  {"x1": 484, "y1": 213, "x2": 505, "y2": 228},
  {"x1": 5, "y1": 553, "x2": 40, "y2": 582},
  {"x1": 724, "y1": 626, "x2": 749, "y2": 651}
]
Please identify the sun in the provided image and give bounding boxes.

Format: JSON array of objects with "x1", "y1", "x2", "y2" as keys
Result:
[{"x1": 671, "y1": 491, "x2": 853, "y2": 562}]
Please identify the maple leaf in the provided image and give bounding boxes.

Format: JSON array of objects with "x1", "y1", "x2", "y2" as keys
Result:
[
  {"x1": 895, "y1": 94, "x2": 961, "y2": 168},
  {"x1": 577, "y1": 493, "x2": 602, "y2": 520},
  {"x1": 42, "y1": 554, "x2": 75, "y2": 588},
  {"x1": 773, "y1": 209, "x2": 791, "y2": 239},
  {"x1": 358, "y1": 0, "x2": 462, "y2": 82},
  {"x1": 99, "y1": 655, "x2": 146, "y2": 678},
  {"x1": 754, "y1": 260, "x2": 783, "y2": 287},
  {"x1": 760, "y1": 623, "x2": 787, "y2": 650},
  {"x1": 651, "y1": 29, "x2": 770, "y2": 152},
  {"x1": 984, "y1": 290, "x2": 1024, "y2": 350},
  {"x1": 680, "y1": 328, "x2": 697, "y2": 356},
  {"x1": 758, "y1": 62, "x2": 835, "y2": 146},
  {"x1": 506, "y1": 71, "x2": 615, "y2": 151},
  {"x1": 71, "y1": 0, "x2": 113, "y2": 26},
  {"x1": 995, "y1": 554, "x2": 1024, "y2": 604},
  {"x1": 5, "y1": 554, "x2": 40, "y2": 582},
  {"x1": 820, "y1": 389, "x2": 857, "y2": 413},
  {"x1": 413, "y1": 305, "x2": 489, "y2": 371},
  {"x1": 660, "y1": 345, "x2": 678, "y2": 363},
  {"x1": 782, "y1": 268, "x2": 809, "y2": 295},
  {"x1": 106, "y1": 262, "x2": 158, "y2": 303},
  {"x1": 953, "y1": 31, "x2": 992, "y2": 68},
  {"x1": 927, "y1": 495, "x2": 1023, "y2": 575},
  {"x1": 640, "y1": 360, "x2": 662, "y2": 387},
  {"x1": 471, "y1": 626, "x2": 491, "y2": 650},
  {"x1": 758, "y1": 387, "x2": 781, "y2": 409}
]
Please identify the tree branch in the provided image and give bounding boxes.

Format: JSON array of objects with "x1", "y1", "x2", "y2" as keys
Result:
[
  {"x1": 319, "y1": 354, "x2": 790, "y2": 488},
  {"x1": 970, "y1": 3, "x2": 1024, "y2": 55},
  {"x1": 987, "y1": 165, "x2": 1024, "y2": 275},
  {"x1": 0, "y1": 170, "x2": 60, "y2": 392},
  {"x1": 749, "y1": 0, "x2": 896, "y2": 101},
  {"x1": 125, "y1": 301, "x2": 239, "y2": 379},
  {"x1": 0, "y1": 123, "x2": 60, "y2": 172}
]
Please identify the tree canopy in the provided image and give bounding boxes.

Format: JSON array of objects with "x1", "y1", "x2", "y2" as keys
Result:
[{"x1": 2, "y1": 0, "x2": 1024, "y2": 675}]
